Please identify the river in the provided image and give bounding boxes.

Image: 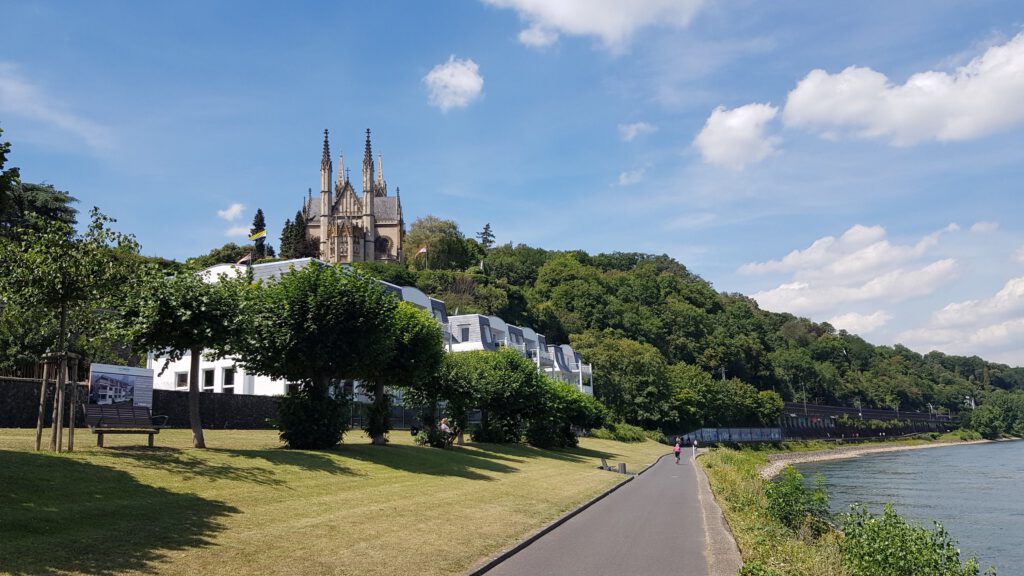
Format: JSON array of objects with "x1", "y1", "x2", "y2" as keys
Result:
[{"x1": 795, "y1": 441, "x2": 1024, "y2": 574}]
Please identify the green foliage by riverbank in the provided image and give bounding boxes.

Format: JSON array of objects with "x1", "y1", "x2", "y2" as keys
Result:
[{"x1": 702, "y1": 441, "x2": 997, "y2": 575}]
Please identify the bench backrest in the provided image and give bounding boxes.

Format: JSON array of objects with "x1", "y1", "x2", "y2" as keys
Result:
[{"x1": 84, "y1": 404, "x2": 153, "y2": 428}]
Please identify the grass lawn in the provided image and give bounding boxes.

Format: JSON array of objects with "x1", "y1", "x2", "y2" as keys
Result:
[{"x1": 0, "y1": 428, "x2": 668, "y2": 576}]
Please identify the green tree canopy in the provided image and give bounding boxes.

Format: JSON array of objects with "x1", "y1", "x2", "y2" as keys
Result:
[{"x1": 405, "y1": 215, "x2": 473, "y2": 270}]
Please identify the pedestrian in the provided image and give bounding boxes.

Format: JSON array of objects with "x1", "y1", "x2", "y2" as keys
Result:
[
  {"x1": 673, "y1": 438, "x2": 681, "y2": 464},
  {"x1": 692, "y1": 438, "x2": 699, "y2": 459}
]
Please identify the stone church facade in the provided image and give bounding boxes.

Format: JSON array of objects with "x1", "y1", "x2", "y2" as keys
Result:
[{"x1": 303, "y1": 129, "x2": 403, "y2": 264}]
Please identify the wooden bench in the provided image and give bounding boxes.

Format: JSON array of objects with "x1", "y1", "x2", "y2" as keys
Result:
[{"x1": 83, "y1": 404, "x2": 168, "y2": 447}]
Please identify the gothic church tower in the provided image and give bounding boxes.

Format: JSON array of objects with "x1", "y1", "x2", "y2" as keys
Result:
[{"x1": 304, "y1": 128, "x2": 404, "y2": 264}]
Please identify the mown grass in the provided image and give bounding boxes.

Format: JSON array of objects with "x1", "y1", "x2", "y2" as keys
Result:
[
  {"x1": 701, "y1": 432, "x2": 984, "y2": 576},
  {"x1": 0, "y1": 428, "x2": 668, "y2": 576}
]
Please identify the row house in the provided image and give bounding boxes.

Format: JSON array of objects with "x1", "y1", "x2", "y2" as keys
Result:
[{"x1": 151, "y1": 258, "x2": 593, "y2": 397}]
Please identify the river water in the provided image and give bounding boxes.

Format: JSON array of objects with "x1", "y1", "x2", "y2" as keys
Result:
[{"x1": 795, "y1": 441, "x2": 1024, "y2": 574}]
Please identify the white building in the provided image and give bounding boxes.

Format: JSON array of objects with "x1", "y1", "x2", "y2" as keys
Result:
[{"x1": 151, "y1": 257, "x2": 593, "y2": 397}]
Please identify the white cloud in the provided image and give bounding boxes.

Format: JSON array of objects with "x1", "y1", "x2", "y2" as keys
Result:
[
  {"x1": 617, "y1": 167, "x2": 646, "y2": 186},
  {"x1": 225, "y1": 225, "x2": 250, "y2": 238},
  {"x1": 899, "y1": 311, "x2": 1024, "y2": 367},
  {"x1": 783, "y1": 33, "x2": 1024, "y2": 146},
  {"x1": 0, "y1": 62, "x2": 113, "y2": 150},
  {"x1": 483, "y1": 0, "x2": 705, "y2": 51},
  {"x1": 518, "y1": 25, "x2": 559, "y2": 48},
  {"x1": 970, "y1": 221, "x2": 999, "y2": 233},
  {"x1": 217, "y1": 203, "x2": 245, "y2": 221},
  {"x1": 423, "y1": 56, "x2": 484, "y2": 112},
  {"x1": 694, "y1": 103, "x2": 779, "y2": 169},
  {"x1": 752, "y1": 259, "x2": 957, "y2": 316},
  {"x1": 932, "y1": 277, "x2": 1024, "y2": 327},
  {"x1": 618, "y1": 121, "x2": 657, "y2": 142},
  {"x1": 745, "y1": 224, "x2": 961, "y2": 315},
  {"x1": 828, "y1": 311, "x2": 892, "y2": 335}
]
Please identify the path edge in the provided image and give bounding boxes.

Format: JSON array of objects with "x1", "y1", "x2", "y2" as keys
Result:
[
  {"x1": 464, "y1": 452, "x2": 671, "y2": 575},
  {"x1": 695, "y1": 451, "x2": 744, "y2": 576}
]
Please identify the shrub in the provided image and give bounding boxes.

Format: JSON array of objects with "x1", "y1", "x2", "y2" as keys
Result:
[
  {"x1": 414, "y1": 428, "x2": 448, "y2": 448},
  {"x1": 277, "y1": 388, "x2": 349, "y2": 449},
  {"x1": 840, "y1": 504, "x2": 993, "y2": 576},
  {"x1": 642, "y1": 429, "x2": 668, "y2": 444},
  {"x1": 471, "y1": 422, "x2": 517, "y2": 443},
  {"x1": 764, "y1": 466, "x2": 831, "y2": 537},
  {"x1": 589, "y1": 422, "x2": 648, "y2": 443},
  {"x1": 526, "y1": 378, "x2": 609, "y2": 449},
  {"x1": 957, "y1": 428, "x2": 982, "y2": 441}
]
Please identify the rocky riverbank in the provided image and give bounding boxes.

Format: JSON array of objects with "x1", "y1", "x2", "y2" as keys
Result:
[{"x1": 758, "y1": 439, "x2": 991, "y2": 479}]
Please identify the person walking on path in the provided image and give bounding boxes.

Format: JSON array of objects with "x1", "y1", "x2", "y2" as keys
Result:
[{"x1": 674, "y1": 438, "x2": 682, "y2": 464}]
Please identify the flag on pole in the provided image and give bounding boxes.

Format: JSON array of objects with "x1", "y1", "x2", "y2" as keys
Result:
[
  {"x1": 236, "y1": 252, "x2": 252, "y2": 265},
  {"x1": 248, "y1": 229, "x2": 267, "y2": 241},
  {"x1": 415, "y1": 246, "x2": 428, "y2": 256}
]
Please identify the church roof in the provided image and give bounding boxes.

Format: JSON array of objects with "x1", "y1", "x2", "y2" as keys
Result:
[
  {"x1": 374, "y1": 197, "x2": 400, "y2": 221},
  {"x1": 303, "y1": 194, "x2": 400, "y2": 222}
]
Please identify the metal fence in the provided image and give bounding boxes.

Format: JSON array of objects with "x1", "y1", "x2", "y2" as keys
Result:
[{"x1": 680, "y1": 427, "x2": 783, "y2": 444}]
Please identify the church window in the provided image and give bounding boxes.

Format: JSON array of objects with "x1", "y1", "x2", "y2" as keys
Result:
[{"x1": 375, "y1": 236, "x2": 392, "y2": 258}]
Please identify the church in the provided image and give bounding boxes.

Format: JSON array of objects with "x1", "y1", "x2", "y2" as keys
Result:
[{"x1": 303, "y1": 129, "x2": 404, "y2": 264}]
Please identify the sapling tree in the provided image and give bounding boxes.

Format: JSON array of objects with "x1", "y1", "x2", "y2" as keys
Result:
[{"x1": 0, "y1": 209, "x2": 139, "y2": 451}]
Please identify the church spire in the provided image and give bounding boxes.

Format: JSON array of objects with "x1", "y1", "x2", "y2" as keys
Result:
[
  {"x1": 321, "y1": 129, "x2": 330, "y2": 171},
  {"x1": 337, "y1": 153, "x2": 345, "y2": 186},
  {"x1": 377, "y1": 153, "x2": 384, "y2": 186},
  {"x1": 362, "y1": 128, "x2": 374, "y2": 194}
]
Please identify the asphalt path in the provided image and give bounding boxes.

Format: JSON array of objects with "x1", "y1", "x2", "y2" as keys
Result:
[{"x1": 485, "y1": 453, "x2": 708, "y2": 576}]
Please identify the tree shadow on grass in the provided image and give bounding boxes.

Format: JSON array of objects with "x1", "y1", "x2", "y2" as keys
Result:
[
  {"x1": 212, "y1": 447, "x2": 358, "y2": 476},
  {"x1": 104, "y1": 446, "x2": 356, "y2": 485},
  {"x1": 465, "y1": 441, "x2": 619, "y2": 465},
  {"x1": 0, "y1": 450, "x2": 238, "y2": 576},
  {"x1": 335, "y1": 443, "x2": 521, "y2": 480}
]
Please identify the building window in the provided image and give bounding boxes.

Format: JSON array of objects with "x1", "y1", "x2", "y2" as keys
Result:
[
  {"x1": 459, "y1": 325, "x2": 470, "y2": 342},
  {"x1": 202, "y1": 369, "x2": 215, "y2": 392},
  {"x1": 175, "y1": 372, "x2": 188, "y2": 389},
  {"x1": 222, "y1": 368, "x2": 235, "y2": 395}
]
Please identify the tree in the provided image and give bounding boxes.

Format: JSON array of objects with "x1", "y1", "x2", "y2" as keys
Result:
[
  {"x1": 405, "y1": 352, "x2": 481, "y2": 446},
  {"x1": 120, "y1": 268, "x2": 243, "y2": 448},
  {"x1": 362, "y1": 302, "x2": 444, "y2": 445},
  {"x1": 476, "y1": 223, "x2": 495, "y2": 250},
  {"x1": 251, "y1": 208, "x2": 269, "y2": 258},
  {"x1": 1, "y1": 182, "x2": 78, "y2": 241},
  {"x1": 230, "y1": 264, "x2": 398, "y2": 448},
  {"x1": 278, "y1": 218, "x2": 295, "y2": 259},
  {"x1": 570, "y1": 330, "x2": 672, "y2": 428},
  {"x1": 185, "y1": 242, "x2": 255, "y2": 270},
  {"x1": 278, "y1": 210, "x2": 316, "y2": 260},
  {"x1": 405, "y1": 215, "x2": 473, "y2": 270},
  {"x1": 467, "y1": 348, "x2": 548, "y2": 442},
  {"x1": 0, "y1": 127, "x2": 20, "y2": 229},
  {"x1": 0, "y1": 209, "x2": 140, "y2": 451}
]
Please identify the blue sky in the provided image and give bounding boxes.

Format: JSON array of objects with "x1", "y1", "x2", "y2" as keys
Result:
[{"x1": 2, "y1": 1, "x2": 1023, "y2": 366}]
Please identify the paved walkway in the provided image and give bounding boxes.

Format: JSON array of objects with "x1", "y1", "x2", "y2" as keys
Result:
[{"x1": 485, "y1": 454, "x2": 709, "y2": 576}]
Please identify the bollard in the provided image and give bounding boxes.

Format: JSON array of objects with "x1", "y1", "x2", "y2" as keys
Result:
[{"x1": 617, "y1": 462, "x2": 627, "y2": 474}]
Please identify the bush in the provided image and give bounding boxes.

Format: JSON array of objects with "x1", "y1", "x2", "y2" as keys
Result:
[
  {"x1": 471, "y1": 421, "x2": 518, "y2": 443},
  {"x1": 957, "y1": 428, "x2": 982, "y2": 441},
  {"x1": 526, "y1": 378, "x2": 609, "y2": 449},
  {"x1": 643, "y1": 429, "x2": 668, "y2": 444},
  {"x1": 414, "y1": 428, "x2": 448, "y2": 448},
  {"x1": 841, "y1": 504, "x2": 993, "y2": 576},
  {"x1": 277, "y1": 389, "x2": 349, "y2": 449},
  {"x1": 589, "y1": 422, "x2": 647, "y2": 443},
  {"x1": 764, "y1": 466, "x2": 831, "y2": 537}
]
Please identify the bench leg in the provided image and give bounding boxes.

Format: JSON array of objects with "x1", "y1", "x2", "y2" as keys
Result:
[
  {"x1": 148, "y1": 433, "x2": 154, "y2": 448},
  {"x1": 97, "y1": 432, "x2": 104, "y2": 448}
]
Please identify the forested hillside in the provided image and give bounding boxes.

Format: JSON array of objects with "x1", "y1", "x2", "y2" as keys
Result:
[{"x1": 357, "y1": 217, "x2": 1024, "y2": 431}]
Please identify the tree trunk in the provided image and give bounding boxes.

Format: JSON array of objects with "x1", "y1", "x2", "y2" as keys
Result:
[
  {"x1": 68, "y1": 360, "x2": 78, "y2": 452},
  {"x1": 54, "y1": 354, "x2": 67, "y2": 452},
  {"x1": 371, "y1": 381, "x2": 388, "y2": 445},
  {"x1": 35, "y1": 361, "x2": 50, "y2": 451},
  {"x1": 189, "y1": 347, "x2": 206, "y2": 448}
]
